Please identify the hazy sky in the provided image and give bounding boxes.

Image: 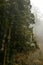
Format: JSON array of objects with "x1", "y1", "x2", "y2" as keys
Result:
[
  {"x1": 30, "y1": 0, "x2": 43, "y2": 52},
  {"x1": 30, "y1": 0, "x2": 43, "y2": 37},
  {"x1": 30, "y1": 0, "x2": 43, "y2": 14}
]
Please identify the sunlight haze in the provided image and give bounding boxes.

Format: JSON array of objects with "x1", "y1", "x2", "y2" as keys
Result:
[
  {"x1": 30, "y1": 0, "x2": 43, "y2": 52},
  {"x1": 31, "y1": 0, "x2": 43, "y2": 14}
]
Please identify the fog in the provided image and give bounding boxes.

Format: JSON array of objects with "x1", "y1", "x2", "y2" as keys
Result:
[{"x1": 30, "y1": 0, "x2": 43, "y2": 52}]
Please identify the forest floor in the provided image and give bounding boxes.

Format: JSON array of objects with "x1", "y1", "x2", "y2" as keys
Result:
[
  {"x1": 12, "y1": 49, "x2": 43, "y2": 65},
  {"x1": 28, "y1": 49, "x2": 43, "y2": 65}
]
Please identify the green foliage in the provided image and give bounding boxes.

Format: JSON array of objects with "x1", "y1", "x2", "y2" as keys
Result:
[{"x1": 0, "y1": 0, "x2": 39, "y2": 65}]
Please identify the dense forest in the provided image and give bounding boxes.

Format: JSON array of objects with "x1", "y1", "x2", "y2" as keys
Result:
[{"x1": 0, "y1": 0, "x2": 42, "y2": 65}]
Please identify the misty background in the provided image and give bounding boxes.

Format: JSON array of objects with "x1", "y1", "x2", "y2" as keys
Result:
[{"x1": 30, "y1": 0, "x2": 43, "y2": 53}]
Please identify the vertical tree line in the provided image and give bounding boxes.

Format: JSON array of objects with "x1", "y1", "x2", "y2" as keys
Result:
[{"x1": 0, "y1": 0, "x2": 39, "y2": 65}]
